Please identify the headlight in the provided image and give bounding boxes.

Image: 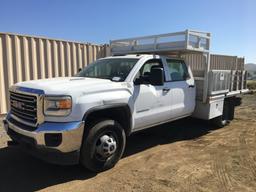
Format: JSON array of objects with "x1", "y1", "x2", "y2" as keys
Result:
[{"x1": 44, "y1": 96, "x2": 72, "y2": 116}]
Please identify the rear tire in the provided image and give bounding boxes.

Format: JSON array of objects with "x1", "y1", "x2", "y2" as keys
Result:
[
  {"x1": 212, "y1": 100, "x2": 231, "y2": 128},
  {"x1": 80, "y1": 119, "x2": 126, "y2": 172},
  {"x1": 212, "y1": 115, "x2": 230, "y2": 128}
]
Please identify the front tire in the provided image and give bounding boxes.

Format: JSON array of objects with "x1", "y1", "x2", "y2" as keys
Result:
[{"x1": 80, "y1": 119, "x2": 126, "y2": 172}]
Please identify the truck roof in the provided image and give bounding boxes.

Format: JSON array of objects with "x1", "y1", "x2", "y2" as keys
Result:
[
  {"x1": 103, "y1": 54, "x2": 151, "y2": 59},
  {"x1": 103, "y1": 54, "x2": 185, "y2": 61}
]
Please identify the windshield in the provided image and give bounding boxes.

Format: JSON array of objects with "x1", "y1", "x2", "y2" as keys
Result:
[{"x1": 75, "y1": 58, "x2": 139, "y2": 81}]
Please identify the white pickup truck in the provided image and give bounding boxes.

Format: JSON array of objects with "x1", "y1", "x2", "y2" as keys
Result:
[{"x1": 2, "y1": 30, "x2": 248, "y2": 172}]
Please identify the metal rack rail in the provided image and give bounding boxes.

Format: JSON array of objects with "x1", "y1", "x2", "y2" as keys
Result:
[{"x1": 110, "y1": 30, "x2": 210, "y2": 55}]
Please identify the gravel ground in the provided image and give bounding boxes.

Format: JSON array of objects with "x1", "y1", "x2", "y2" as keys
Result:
[{"x1": 0, "y1": 93, "x2": 255, "y2": 192}]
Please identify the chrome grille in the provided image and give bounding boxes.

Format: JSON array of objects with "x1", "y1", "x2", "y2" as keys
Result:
[{"x1": 10, "y1": 91, "x2": 37, "y2": 126}]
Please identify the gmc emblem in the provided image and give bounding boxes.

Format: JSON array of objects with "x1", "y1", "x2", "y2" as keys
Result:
[{"x1": 12, "y1": 100, "x2": 23, "y2": 110}]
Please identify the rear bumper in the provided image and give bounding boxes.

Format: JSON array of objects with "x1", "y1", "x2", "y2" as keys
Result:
[{"x1": 3, "y1": 115, "x2": 85, "y2": 165}]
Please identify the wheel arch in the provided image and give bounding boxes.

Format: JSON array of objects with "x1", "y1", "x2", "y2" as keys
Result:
[{"x1": 82, "y1": 104, "x2": 133, "y2": 136}]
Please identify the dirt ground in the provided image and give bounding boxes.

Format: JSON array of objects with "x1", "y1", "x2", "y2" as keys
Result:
[{"x1": 0, "y1": 93, "x2": 255, "y2": 192}]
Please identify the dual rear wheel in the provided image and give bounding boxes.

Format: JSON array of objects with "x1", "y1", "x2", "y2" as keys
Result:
[{"x1": 212, "y1": 98, "x2": 237, "y2": 128}]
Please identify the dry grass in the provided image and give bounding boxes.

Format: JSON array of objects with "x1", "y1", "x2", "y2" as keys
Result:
[{"x1": 247, "y1": 80, "x2": 256, "y2": 90}]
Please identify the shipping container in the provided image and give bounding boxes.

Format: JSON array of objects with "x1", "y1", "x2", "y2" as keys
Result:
[{"x1": 0, "y1": 33, "x2": 109, "y2": 114}]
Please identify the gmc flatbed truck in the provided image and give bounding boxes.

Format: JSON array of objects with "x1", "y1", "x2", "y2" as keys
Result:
[{"x1": 2, "y1": 30, "x2": 248, "y2": 172}]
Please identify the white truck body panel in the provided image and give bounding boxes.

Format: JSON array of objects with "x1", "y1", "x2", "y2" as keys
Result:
[
  {"x1": 15, "y1": 77, "x2": 133, "y2": 123},
  {"x1": 192, "y1": 99, "x2": 224, "y2": 120}
]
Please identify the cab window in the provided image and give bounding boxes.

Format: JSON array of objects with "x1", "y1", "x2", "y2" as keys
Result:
[
  {"x1": 166, "y1": 59, "x2": 189, "y2": 81},
  {"x1": 134, "y1": 59, "x2": 163, "y2": 81}
]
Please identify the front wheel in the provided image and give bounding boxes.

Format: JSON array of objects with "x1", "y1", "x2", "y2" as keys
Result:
[{"x1": 80, "y1": 119, "x2": 126, "y2": 172}]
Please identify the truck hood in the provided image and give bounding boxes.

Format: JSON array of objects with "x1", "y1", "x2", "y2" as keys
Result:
[{"x1": 15, "y1": 77, "x2": 130, "y2": 95}]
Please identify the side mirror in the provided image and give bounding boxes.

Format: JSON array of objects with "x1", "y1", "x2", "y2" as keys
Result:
[
  {"x1": 134, "y1": 76, "x2": 150, "y2": 85},
  {"x1": 149, "y1": 68, "x2": 164, "y2": 86},
  {"x1": 134, "y1": 77, "x2": 143, "y2": 85}
]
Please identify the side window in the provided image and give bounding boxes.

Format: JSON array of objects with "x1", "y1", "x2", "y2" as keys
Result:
[
  {"x1": 140, "y1": 59, "x2": 163, "y2": 76},
  {"x1": 166, "y1": 59, "x2": 189, "y2": 81},
  {"x1": 134, "y1": 59, "x2": 163, "y2": 81}
]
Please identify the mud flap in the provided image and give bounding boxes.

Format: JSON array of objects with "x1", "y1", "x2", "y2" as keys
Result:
[{"x1": 225, "y1": 97, "x2": 242, "y2": 120}]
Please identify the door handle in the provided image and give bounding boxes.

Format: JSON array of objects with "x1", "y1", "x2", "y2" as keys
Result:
[
  {"x1": 188, "y1": 84, "x2": 195, "y2": 88},
  {"x1": 163, "y1": 88, "x2": 170, "y2": 92}
]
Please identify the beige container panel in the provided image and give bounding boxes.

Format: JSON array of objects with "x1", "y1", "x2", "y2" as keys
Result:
[
  {"x1": 182, "y1": 53, "x2": 244, "y2": 71},
  {"x1": 0, "y1": 33, "x2": 107, "y2": 114}
]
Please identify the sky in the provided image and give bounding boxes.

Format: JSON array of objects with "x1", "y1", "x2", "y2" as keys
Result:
[{"x1": 0, "y1": 0, "x2": 255, "y2": 63}]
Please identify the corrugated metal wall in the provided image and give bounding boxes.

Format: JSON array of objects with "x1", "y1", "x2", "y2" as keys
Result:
[
  {"x1": 210, "y1": 54, "x2": 244, "y2": 70},
  {"x1": 182, "y1": 54, "x2": 244, "y2": 72},
  {"x1": 0, "y1": 33, "x2": 109, "y2": 114}
]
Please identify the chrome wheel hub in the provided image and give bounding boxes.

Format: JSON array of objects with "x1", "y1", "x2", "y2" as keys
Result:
[{"x1": 96, "y1": 134, "x2": 117, "y2": 158}]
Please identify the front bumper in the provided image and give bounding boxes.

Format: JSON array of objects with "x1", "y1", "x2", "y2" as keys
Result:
[{"x1": 3, "y1": 115, "x2": 85, "y2": 164}]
